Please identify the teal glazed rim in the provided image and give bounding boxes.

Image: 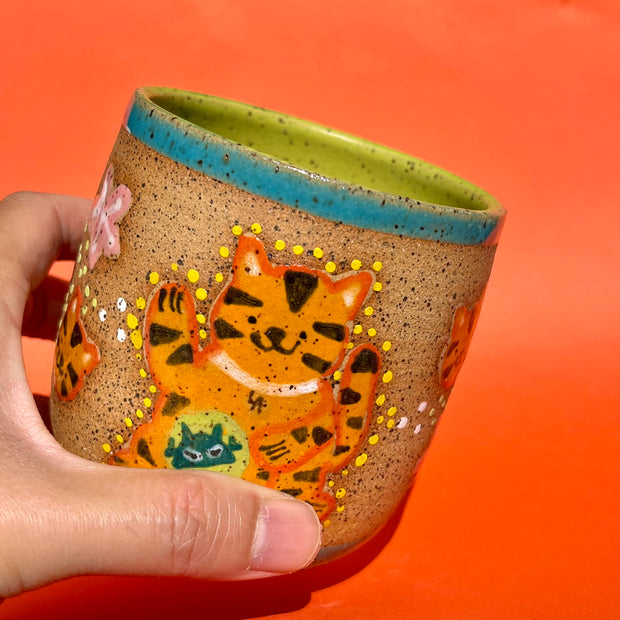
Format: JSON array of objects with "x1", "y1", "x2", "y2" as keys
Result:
[{"x1": 124, "y1": 87, "x2": 506, "y2": 245}]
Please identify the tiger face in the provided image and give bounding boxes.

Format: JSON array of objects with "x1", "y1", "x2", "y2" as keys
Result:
[{"x1": 210, "y1": 236, "x2": 373, "y2": 385}]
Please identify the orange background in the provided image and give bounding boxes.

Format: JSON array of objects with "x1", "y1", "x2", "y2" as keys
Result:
[{"x1": 1, "y1": 1, "x2": 619, "y2": 618}]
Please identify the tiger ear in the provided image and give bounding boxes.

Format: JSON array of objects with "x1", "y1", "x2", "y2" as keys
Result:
[
  {"x1": 334, "y1": 271, "x2": 373, "y2": 316},
  {"x1": 231, "y1": 235, "x2": 271, "y2": 279}
]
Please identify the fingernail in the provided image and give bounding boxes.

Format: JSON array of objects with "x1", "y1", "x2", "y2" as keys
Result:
[{"x1": 250, "y1": 498, "x2": 321, "y2": 573}]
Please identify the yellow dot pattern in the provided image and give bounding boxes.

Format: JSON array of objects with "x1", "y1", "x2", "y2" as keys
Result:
[
  {"x1": 325, "y1": 261, "x2": 336, "y2": 273},
  {"x1": 171, "y1": 263, "x2": 179, "y2": 271},
  {"x1": 313, "y1": 247, "x2": 324, "y2": 259},
  {"x1": 139, "y1": 368, "x2": 147, "y2": 378},
  {"x1": 382, "y1": 341, "x2": 392, "y2": 351},
  {"x1": 372, "y1": 261, "x2": 383, "y2": 272},
  {"x1": 351, "y1": 259, "x2": 362, "y2": 270},
  {"x1": 127, "y1": 314, "x2": 139, "y2": 330},
  {"x1": 387, "y1": 419, "x2": 396, "y2": 429},
  {"x1": 149, "y1": 271, "x2": 160, "y2": 285},
  {"x1": 102, "y1": 443, "x2": 111, "y2": 453},
  {"x1": 143, "y1": 398, "x2": 152, "y2": 408},
  {"x1": 136, "y1": 409, "x2": 144, "y2": 419},
  {"x1": 335, "y1": 488, "x2": 346, "y2": 499},
  {"x1": 251, "y1": 223, "x2": 262, "y2": 234},
  {"x1": 199, "y1": 329, "x2": 207, "y2": 339},
  {"x1": 219, "y1": 246, "x2": 230, "y2": 258},
  {"x1": 232, "y1": 225, "x2": 243, "y2": 235},
  {"x1": 376, "y1": 415, "x2": 385, "y2": 424},
  {"x1": 149, "y1": 385, "x2": 157, "y2": 394},
  {"x1": 136, "y1": 297, "x2": 146, "y2": 310},
  {"x1": 382, "y1": 371, "x2": 394, "y2": 383},
  {"x1": 368, "y1": 328, "x2": 377, "y2": 337},
  {"x1": 355, "y1": 453, "x2": 368, "y2": 467},
  {"x1": 293, "y1": 245, "x2": 304, "y2": 255},
  {"x1": 328, "y1": 480, "x2": 335, "y2": 488},
  {"x1": 376, "y1": 394, "x2": 386, "y2": 406},
  {"x1": 196, "y1": 288, "x2": 208, "y2": 300},
  {"x1": 336, "y1": 505, "x2": 345, "y2": 513},
  {"x1": 115, "y1": 434, "x2": 124, "y2": 444},
  {"x1": 85, "y1": 285, "x2": 90, "y2": 297},
  {"x1": 188, "y1": 269, "x2": 200, "y2": 283},
  {"x1": 368, "y1": 434, "x2": 379, "y2": 445},
  {"x1": 333, "y1": 370, "x2": 342, "y2": 381},
  {"x1": 196, "y1": 313, "x2": 206, "y2": 324},
  {"x1": 130, "y1": 330, "x2": 143, "y2": 350},
  {"x1": 215, "y1": 273, "x2": 224, "y2": 283},
  {"x1": 364, "y1": 306, "x2": 374, "y2": 316},
  {"x1": 353, "y1": 324, "x2": 363, "y2": 335},
  {"x1": 373, "y1": 282, "x2": 383, "y2": 292},
  {"x1": 274, "y1": 240, "x2": 286, "y2": 251},
  {"x1": 124, "y1": 417, "x2": 133, "y2": 428}
]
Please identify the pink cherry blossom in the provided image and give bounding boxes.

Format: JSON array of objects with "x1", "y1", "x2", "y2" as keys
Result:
[{"x1": 87, "y1": 165, "x2": 132, "y2": 269}]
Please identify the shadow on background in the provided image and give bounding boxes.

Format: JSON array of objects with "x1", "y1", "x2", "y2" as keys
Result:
[{"x1": 5, "y1": 493, "x2": 410, "y2": 620}]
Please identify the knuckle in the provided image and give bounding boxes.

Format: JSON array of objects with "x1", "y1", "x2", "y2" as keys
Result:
[
  {"x1": 160, "y1": 476, "x2": 247, "y2": 577},
  {"x1": 1, "y1": 191, "x2": 34, "y2": 208}
]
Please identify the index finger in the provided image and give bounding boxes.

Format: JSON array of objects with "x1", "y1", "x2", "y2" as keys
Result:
[{"x1": 0, "y1": 192, "x2": 91, "y2": 323}]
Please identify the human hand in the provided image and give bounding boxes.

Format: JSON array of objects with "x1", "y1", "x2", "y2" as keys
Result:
[{"x1": 0, "y1": 192, "x2": 321, "y2": 600}]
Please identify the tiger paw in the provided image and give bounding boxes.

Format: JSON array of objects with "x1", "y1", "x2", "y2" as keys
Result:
[
  {"x1": 250, "y1": 419, "x2": 337, "y2": 472},
  {"x1": 145, "y1": 283, "x2": 201, "y2": 387},
  {"x1": 332, "y1": 344, "x2": 381, "y2": 467}
]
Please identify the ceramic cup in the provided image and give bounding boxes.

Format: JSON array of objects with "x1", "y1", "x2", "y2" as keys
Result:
[{"x1": 50, "y1": 87, "x2": 505, "y2": 563}]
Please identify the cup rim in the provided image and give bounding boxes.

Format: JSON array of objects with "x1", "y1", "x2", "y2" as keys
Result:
[{"x1": 124, "y1": 87, "x2": 506, "y2": 245}]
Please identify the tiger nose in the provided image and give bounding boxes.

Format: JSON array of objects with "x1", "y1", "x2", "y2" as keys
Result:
[{"x1": 265, "y1": 326, "x2": 287, "y2": 346}]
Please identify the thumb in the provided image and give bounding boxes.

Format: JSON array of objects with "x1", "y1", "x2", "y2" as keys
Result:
[{"x1": 0, "y1": 459, "x2": 321, "y2": 596}]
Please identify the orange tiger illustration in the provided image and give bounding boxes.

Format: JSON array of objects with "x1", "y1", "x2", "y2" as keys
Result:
[
  {"x1": 113, "y1": 236, "x2": 381, "y2": 519},
  {"x1": 440, "y1": 296, "x2": 483, "y2": 389},
  {"x1": 54, "y1": 287, "x2": 100, "y2": 401}
]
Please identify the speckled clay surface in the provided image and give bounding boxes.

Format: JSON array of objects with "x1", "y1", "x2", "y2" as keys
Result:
[{"x1": 50, "y1": 88, "x2": 505, "y2": 563}]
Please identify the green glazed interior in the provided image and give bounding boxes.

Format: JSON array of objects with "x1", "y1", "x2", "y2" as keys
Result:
[
  {"x1": 150, "y1": 94, "x2": 486, "y2": 212},
  {"x1": 126, "y1": 88, "x2": 505, "y2": 244}
]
